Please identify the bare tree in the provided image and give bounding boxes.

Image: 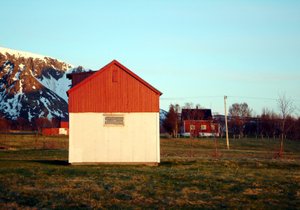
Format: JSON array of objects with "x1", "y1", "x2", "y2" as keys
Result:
[
  {"x1": 174, "y1": 104, "x2": 180, "y2": 137},
  {"x1": 260, "y1": 108, "x2": 280, "y2": 139},
  {"x1": 195, "y1": 103, "x2": 202, "y2": 109},
  {"x1": 182, "y1": 102, "x2": 202, "y2": 109},
  {"x1": 277, "y1": 94, "x2": 295, "y2": 157},
  {"x1": 0, "y1": 117, "x2": 10, "y2": 132},
  {"x1": 33, "y1": 117, "x2": 52, "y2": 133},
  {"x1": 183, "y1": 102, "x2": 194, "y2": 109},
  {"x1": 229, "y1": 102, "x2": 252, "y2": 138}
]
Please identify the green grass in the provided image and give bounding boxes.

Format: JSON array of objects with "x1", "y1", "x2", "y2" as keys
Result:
[{"x1": 0, "y1": 135, "x2": 300, "y2": 209}]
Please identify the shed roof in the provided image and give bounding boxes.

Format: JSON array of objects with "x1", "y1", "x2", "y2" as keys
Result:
[{"x1": 67, "y1": 60, "x2": 162, "y2": 96}]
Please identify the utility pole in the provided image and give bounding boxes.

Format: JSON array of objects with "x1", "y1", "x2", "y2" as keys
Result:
[{"x1": 224, "y1": 96, "x2": 230, "y2": 150}]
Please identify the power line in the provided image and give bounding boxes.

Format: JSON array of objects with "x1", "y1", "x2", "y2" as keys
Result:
[
  {"x1": 227, "y1": 96, "x2": 278, "y2": 101},
  {"x1": 161, "y1": 95, "x2": 300, "y2": 102},
  {"x1": 160, "y1": 96, "x2": 223, "y2": 100}
]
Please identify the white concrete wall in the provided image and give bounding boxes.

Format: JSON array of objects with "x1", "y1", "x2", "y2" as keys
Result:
[
  {"x1": 59, "y1": 128, "x2": 68, "y2": 135},
  {"x1": 69, "y1": 112, "x2": 160, "y2": 164}
]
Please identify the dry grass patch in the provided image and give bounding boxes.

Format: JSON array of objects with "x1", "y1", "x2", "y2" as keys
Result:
[{"x1": 243, "y1": 188, "x2": 263, "y2": 195}]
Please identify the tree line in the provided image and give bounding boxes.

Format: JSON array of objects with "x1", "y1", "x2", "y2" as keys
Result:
[
  {"x1": 0, "y1": 116, "x2": 61, "y2": 133},
  {"x1": 162, "y1": 95, "x2": 299, "y2": 141}
]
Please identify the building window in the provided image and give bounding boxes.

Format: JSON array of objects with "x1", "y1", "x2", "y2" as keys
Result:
[
  {"x1": 190, "y1": 125, "x2": 195, "y2": 130},
  {"x1": 200, "y1": 125, "x2": 206, "y2": 130},
  {"x1": 104, "y1": 116, "x2": 124, "y2": 126}
]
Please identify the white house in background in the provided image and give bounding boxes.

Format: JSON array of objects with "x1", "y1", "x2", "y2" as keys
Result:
[{"x1": 67, "y1": 60, "x2": 162, "y2": 165}]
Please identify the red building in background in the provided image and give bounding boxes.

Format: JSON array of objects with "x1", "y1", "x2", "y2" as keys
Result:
[
  {"x1": 42, "y1": 121, "x2": 69, "y2": 136},
  {"x1": 181, "y1": 109, "x2": 220, "y2": 137}
]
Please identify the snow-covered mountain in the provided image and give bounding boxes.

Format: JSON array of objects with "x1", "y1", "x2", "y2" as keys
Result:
[
  {"x1": 160, "y1": 109, "x2": 167, "y2": 124},
  {"x1": 0, "y1": 47, "x2": 89, "y2": 121}
]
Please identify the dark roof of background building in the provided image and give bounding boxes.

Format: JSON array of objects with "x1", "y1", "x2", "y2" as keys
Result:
[{"x1": 181, "y1": 109, "x2": 212, "y2": 120}]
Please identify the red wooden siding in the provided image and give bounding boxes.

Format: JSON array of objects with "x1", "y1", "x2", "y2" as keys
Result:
[
  {"x1": 184, "y1": 120, "x2": 220, "y2": 136},
  {"x1": 68, "y1": 60, "x2": 161, "y2": 113},
  {"x1": 60, "y1": 121, "x2": 69, "y2": 128},
  {"x1": 42, "y1": 128, "x2": 69, "y2": 136}
]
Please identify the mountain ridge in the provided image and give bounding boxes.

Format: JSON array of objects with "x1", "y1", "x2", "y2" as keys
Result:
[
  {"x1": 0, "y1": 47, "x2": 74, "y2": 67},
  {"x1": 0, "y1": 47, "x2": 88, "y2": 122}
]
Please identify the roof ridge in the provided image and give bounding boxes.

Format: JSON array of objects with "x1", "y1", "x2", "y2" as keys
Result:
[
  {"x1": 67, "y1": 60, "x2": 162, "y2": 96},
  {"x1": 112, "y1": 60, "x2": 162, "y2": 95}
]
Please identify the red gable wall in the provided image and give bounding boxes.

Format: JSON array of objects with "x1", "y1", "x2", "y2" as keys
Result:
[
  {"x1": 184, "y1": 120, "x2": 219, "y2": 135},
  {"x1": 68, "y1": 60, "x2": 161, "y2": 113}
]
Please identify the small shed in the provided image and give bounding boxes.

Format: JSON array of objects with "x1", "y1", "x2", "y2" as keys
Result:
[{"x1": 67, "y1": 60, "x2": 162, "y2": 165}]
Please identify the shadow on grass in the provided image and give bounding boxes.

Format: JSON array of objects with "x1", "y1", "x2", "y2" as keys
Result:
[
  {"x1": 160, "y1": 160, "x2": 197, "y2": 166},
  {"x1": 33, "y1": 160, "x2": 69, "y2": 166}
]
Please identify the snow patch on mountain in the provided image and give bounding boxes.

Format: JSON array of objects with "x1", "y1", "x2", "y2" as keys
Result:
[
  {"x1": 37, "y1": 73, "x2": 70, "y2": 102},
  {"x1": 19, "y1": 79, "x2": 23, "y2": 93},
  {"x1": 1, "y1": 46, "x2": 46, "y2": 60},
  {"x1": 0, "y1": 46, "x2": 72, "y2": 66},
  {"x1": 3, "y1": 61, "x2": 14, "y2": 74},
  {"x1": 13, "y1": 70, "x2": 21, "y2": 81},
  {"x1": 28, "y1": 111, "x2": 33, "y2": 122},
  {"x1": 159, "y1": 109, "x2": 168, "y2": 124},
  {"x1": 0, "y1": 93, "x2": 23, "y2": 120},
  {"x1": 37, "y1": 66, "x2": 91, "y2": 102},
  {"x1": 19, "y1": 63, "x2": 25, "y2": 69}
]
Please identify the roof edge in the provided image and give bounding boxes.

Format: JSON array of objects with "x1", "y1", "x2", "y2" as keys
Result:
[
  {"x1": 112, "y1": 60, "x2": 162, "y2": 95},
  {"x1": 67, "y1": 60, "x2": 162, "y2": 96}
]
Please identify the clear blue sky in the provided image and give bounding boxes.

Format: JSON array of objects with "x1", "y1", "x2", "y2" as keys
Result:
[{"x1": 2, "y1": 0, "x2": 300, "y2": 115}]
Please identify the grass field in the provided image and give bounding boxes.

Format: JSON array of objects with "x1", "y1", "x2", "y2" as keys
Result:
[{"x1": 0, "y1": 135, "x2": 300, "y2": 209}]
